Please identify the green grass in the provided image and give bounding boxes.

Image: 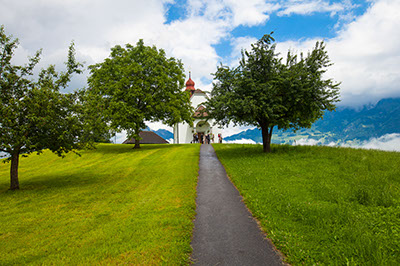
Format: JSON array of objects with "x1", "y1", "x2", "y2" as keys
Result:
[
  {"x1": 0, "y1": 143, "x2": 200, "y2": 265},
  {"x1": 213, "y1": 144, "x2": 400, "y2": 265}
]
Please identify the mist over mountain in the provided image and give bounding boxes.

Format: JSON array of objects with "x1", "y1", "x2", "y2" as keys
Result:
[{"x1": 225, "y1": 98, "x2": 400, "y2": 145}]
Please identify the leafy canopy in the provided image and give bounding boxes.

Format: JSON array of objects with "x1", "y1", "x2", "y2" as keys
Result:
[
  {"x1": 88, "y1": 40, "x2": 193, "y2": 145},
  {"x1": 0, "y1": 25, "x2": 85, "y2": 158},
  {"x1": 0, "y1": 25, "x2": 87, "y2": 189},
  {"x1": 206, "y1": 33, "x2": 340, "y2": 152}
]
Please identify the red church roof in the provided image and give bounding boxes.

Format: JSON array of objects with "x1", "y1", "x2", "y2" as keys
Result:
[
  {"x1": 185, "y1": 72, "x2": 195, "y2": 94},
  {"x1": 185, "y1": 72, "x2": 205, "y2": 97},
  {"x1": 186, "y1": 77, "x2": 195, "y2": 88},
  {"x1": 193, "y1": 105, "x2": 209, "y2": 117}
]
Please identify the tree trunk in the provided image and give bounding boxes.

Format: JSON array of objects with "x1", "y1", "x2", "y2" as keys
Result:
[
  {"x1": 134, "y1": 138, "x2": 140, "y2": 149},
  {"x1": 10, "y1": 152, "x2": 20, "y2": 190},
  {"x1": 261, "y1": 125, "x2": 273, "y2": 153}
]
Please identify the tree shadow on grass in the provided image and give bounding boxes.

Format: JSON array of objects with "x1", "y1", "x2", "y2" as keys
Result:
[
  {"x1": 213, "y1": 143, "x2": 301, "y2": 160},
  {"x1": 0, "y1": 172, "x2": 102, "y2": 194},
  {"x1": 91, "y1": 143, "x2": 176, "y2": 155}
]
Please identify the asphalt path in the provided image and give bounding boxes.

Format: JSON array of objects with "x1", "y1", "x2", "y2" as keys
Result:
[{"x1": 191, "y1": 144, "x2": 284, "y2": 265}]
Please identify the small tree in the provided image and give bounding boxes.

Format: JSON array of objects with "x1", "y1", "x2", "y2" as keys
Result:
[
  {"x1": 88, "y1": 40, "x2": 193, "y2": 148},
  {"x1": 206, "y1": 34, "x2": 340, "y2": 152},
  {"x1": 0, "y1": 26, "x2": 85, "y2": 190}
]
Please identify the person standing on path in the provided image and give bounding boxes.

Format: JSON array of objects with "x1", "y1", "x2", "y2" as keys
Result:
[{"x1": 191, "y1": 144, "x2": 284, "y2": 265}]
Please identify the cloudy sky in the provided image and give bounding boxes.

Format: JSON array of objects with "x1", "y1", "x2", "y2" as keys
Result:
[{"x1": 2, "y1": 0, "x2": 400, "y2": 138}]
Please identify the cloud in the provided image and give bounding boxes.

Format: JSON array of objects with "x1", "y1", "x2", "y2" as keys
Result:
[
  {"x1": 146, "y1": 121, "x2": 173, "y2": 132},
  {"x1": 293, "y1": 138, "x2": 321, "y2": 146},
  {"x1": 224, "y1": 138, "x2": 257, "y2": 144},
  {"x1": 277, "y1": 0, "x2": 348, "y2": 16},
  {"x1": 359, "y1": 133, "x2": 400, "y2": 152},
  {"x1": 2, "y1": 0, "x2": 396, "y2": 108},
  {"x1": 223, "y1": 0, "x2": 280, "y2": 27},
  {"x1": 276, "y1": 0, "x2": 400, "y2": 106},
  {"x1": 225, "y1": 36, "x2": 258, "y2": 67},
  {"x1": 2, "y1": 0, "x2": 277, "y2": 92},
  {"x1": 290, "y1": 134, "x2": 400, "y2": 153},
  {"x1": 114, "y1": 131, "x2": 128, "y2": 144}
]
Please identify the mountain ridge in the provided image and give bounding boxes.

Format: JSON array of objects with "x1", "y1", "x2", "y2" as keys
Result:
[{"x1": 225, "y1": 97, "x2": 400, "y2": 145}]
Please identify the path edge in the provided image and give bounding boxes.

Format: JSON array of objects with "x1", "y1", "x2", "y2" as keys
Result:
[{"x1": 211, "y1": 144, "x2": 290, "y2": 265}]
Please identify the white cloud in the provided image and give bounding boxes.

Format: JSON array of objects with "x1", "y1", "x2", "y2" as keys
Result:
[
  {"x1": 224, "y1": 138, "x2": 257, "y2": 144},
  {"x1": 2, "y1": 0, "x2": 275, "y2": 93},
  {"x1": 359, "y1": 133, "x2": 400, "y2": 152},
  {"x1": 114, "y1": 131, "x2": 127, "y2": 144},
  {"x1": 292, "y1": 138, "x2": 321, "y2": 146},
  {"x1": 289, "y1": 134, "x2": 400, "y2": 152},
  {"x1": 2, "y1": 0, "x2": 398, "y2": 109},
  {"x1": 146, "y1": 121, "x2": 173, "y2": 132},
  {"x1": 223, "y1": 0, "x2": 280, "y2": 26},
  {"x1": 278, "y1": 0, "x2": 347, "y2": 16},
  {"x1": 221, "y1": 124, "x2": 257, "y2": 137},
  {"x1": 328, "y1": 0, "x2": 400, "y2": 106},
  {"x1": 276, "y1": 0, "x2": 400, "y2": 107},
  {"x1": 226, "y1": 36, "x2": 258, "y2": 67}
]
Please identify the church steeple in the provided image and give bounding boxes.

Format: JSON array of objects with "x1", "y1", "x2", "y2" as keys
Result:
[{"x1": 185, "y1": 71, "x2": 195, "y2": 95}]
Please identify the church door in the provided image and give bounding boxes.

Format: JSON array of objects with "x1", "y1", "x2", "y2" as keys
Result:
[{"x1": 198, "y1": 132, "x2": 204, "y2": 144}]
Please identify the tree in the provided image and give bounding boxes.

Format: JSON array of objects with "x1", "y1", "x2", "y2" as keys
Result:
[
  {"x1": 87, "y1": 40, "x2": 193, "y2": 148},
  {"x1": 206, "y1": 34, "x2": 340, "y2": 152},
  {"x1": 75, "y1": 88, "x2": 112, "y2": 143},
  {"x1": 0, "y1": 25, "x2": 85, "y2": 190}
]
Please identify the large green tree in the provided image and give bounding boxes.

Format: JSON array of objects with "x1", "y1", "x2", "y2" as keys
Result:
[
  {"x1": 206, "y1": 34, "x2": 340, "y2": 152},
  {"x1": 0, "y1": 26, "x2": 86, "y2": 190},
  {"x1": 87, "y1": 40, "x2": 193, "y2": 148},
  {"x1": 75, "y1": 88, "x2": 112, "y2": 143}
]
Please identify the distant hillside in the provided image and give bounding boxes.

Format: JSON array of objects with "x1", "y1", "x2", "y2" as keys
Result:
[
  {"x1": 225, "y1": 97, "x2": 400, "y2": 144},
  {"x1": 152, "y1": 129, "x2": 174, "y2": 140}
]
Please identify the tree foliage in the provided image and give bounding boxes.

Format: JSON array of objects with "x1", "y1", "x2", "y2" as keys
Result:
[
  {"x1": 75, "y1": 88, "x2": 112, "y2": 143},
  {"x1": 0, "y1": 25, "x2": 86, "y2": 190},
  {"x1": 206, "y1": 33, "x2": 340, "y2": 152},
  {"x1": 87, "y1": 40, "x2": 193, "y2": 148}
]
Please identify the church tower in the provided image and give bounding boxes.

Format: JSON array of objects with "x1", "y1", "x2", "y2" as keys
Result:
[
  {"x1": 173, "y1": 74, "x2": 222, "y2": 144},
  {"x1": 185, "y1": 72, "x2": 195, "y2": 96}
]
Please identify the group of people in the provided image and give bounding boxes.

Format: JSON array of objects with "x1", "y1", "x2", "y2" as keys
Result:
[{"x1": 192, "y1": 133, "x2": 223, "y2": 144}]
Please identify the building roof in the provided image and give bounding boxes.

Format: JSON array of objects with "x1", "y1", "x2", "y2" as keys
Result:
[
  {"x1": 192, "y1": 89, "x2": 205, "y2": 95},
  {"x1": 185, "y1": 71, "x2": 195, "y2": 93},
  {"x1": 185, "y1": 77, "x2": 195, "y2": 89},
  {"x1": 122, "y1": 131, "x2": 169, "y2": 144},
  {"x1": 193, "y1": 105, "x2": 209, "y2": 117}
]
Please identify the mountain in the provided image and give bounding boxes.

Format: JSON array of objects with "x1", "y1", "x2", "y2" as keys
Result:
[
  {"x1": 142, "y1": 126, "x2": 173, "y2": 141},
  {"x1": 225, "y1": 98, "x2": 400, "y2": 144},
  {"x1": 152, "y1": 129, "x2": 174, "y2": 141}
]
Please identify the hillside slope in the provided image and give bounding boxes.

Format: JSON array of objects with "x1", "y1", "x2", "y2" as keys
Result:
[
  {"x1": 0, "y1": 144, "x2": 200, "y2": 265},
  {"x1": 225, "y1": 97, "x2": 400, "y2": 144},
  {"x1": 213, "y1": 143, "x2": 400, "y2": 265}
]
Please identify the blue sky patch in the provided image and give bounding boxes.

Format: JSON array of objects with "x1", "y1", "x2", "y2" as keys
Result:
[{"x1": 164, "y1": 0, "x2": 187, "y2": 24}]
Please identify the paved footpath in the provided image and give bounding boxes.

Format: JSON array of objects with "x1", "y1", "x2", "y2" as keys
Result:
[{"x1": 191, "y1": 144, "x2": 284, "y2": 265}]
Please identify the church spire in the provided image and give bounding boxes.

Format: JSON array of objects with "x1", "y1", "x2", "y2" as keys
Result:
[{"x1": 185, "y1": 71, "x2": 195, "y2": 95}]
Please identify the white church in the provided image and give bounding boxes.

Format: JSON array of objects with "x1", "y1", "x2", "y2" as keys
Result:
[{"x1": 173, "y1": 74, "x2": 223, "y2": 144}]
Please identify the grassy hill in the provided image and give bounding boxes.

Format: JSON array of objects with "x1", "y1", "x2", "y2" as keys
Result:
[
  {"x1": 213, "y1": 144, "x2": 400, "y2": 265},
  {"x1": 0, "y1": 144, "x2": 200, "y2": 265}
]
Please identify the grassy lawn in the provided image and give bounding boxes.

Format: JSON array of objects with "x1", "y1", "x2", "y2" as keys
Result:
[
  {"x1": 213, "y1": 144, "x2": 400, "y2": 265},
  {"x1": 0, "y1": 143, "x2": 200, "y2": 265}
]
